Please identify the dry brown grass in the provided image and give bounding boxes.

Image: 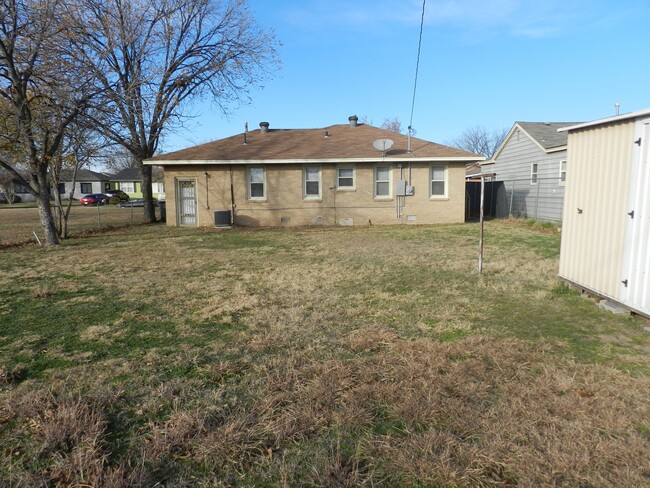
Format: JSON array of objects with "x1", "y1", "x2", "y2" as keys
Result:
[{"x1": 1, "y1": 222, "x2": 649, "y2": 486}]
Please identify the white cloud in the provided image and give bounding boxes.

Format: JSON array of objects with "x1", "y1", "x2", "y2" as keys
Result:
[{"x1": 280, "y1": 0, "x2": 630, "y2": 40}]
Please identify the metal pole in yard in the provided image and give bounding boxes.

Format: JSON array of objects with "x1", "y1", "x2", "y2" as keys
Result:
[
  {"x1": 535, "y1": 178, "x2": 541, "y2": 221},
  {"x1": 131, "y1": 204, "x2": 134, "y2": 225},
  {"x1": 478, "y1": 175, "x2": 485, "y2": 274},
  {"x1": 97, "y1": 203, "x2": 101, "y2": 228},
  {"x1": 509, "y1": 178, "x2": 514, "y2": 218}
]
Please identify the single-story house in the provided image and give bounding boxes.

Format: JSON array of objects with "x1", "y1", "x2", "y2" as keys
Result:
[
  {"x1": 558, "y1": 108, "x2": 650, "y2": 318},
  {"x1": 110, "y1": 167, "x2": 142, "y2": 197},
  {"x1": 144, "y1": 116, "x2": 484, "y2": 227},
  {"x1": 465, "y1": 162, "x2": 482, "y2": 180},
  {"x1": 481, "y1": 121, "x2": 580, "y2": 222},
  {"x1": 56, "y1": 169, "x2": 113, "y2": 199},
  {"x1": 110, "y1": 167, "x2": 165, "y2": 199},
  {"x1": 0, "y1": 171, "x2": 34, "y2": 203}
]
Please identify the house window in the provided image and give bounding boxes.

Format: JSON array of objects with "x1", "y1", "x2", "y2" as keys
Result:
[
  {"x1": 559, "y1": 160, "x2": 567, "y2": 186},
  {"x1": 337, "y1": 166, "x2": 355, "y2": 189},
  {"x1": 530, "y1": 163, "x2": 538, "y2": 185},
  {"x1": 120, "y1": 182, "x2": 135, "y2": 193},
  {"x1": 430, "y1": 164, "x2": 447, "y2": 198},
  {"x1": 57, "y1": 183, "x2": 65, "y2": 194},
  {"x1": 15, "y1": 184, "x2": 29, "y2": 194},
  {"x1": 248, "y1": 167, "x2": 265, "y2": 199},
  {"x1": 80, "y1": 182, "x2": 92, "y2": 193},
  {"x1": 304, "y1": 166, "x2": 321, "y2": 199},
  {"x1": 375, "y1": 165, "x2": 391, "y2": 198}
]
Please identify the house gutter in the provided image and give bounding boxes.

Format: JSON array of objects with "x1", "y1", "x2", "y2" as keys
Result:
[{"x1": 144, "y1": 156, "x2": 485, "y2": 166}]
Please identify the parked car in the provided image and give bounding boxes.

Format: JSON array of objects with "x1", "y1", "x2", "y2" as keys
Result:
[
  {"x1": 118, "y1": 198, "x2": 160, "y2": 208},
  {"x1": 80, "y1": 193, "x2": 115, "y2": 205},
  {"x1": 118, "y1": 198, "x2": 145, "y2": 208},
  {"x1": 104, "y1": 189, "x2": 130, "y2": 201}
]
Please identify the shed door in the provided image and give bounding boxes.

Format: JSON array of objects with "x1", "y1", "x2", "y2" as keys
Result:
[
  {"x1": 176, "y1": 179, "x2": 197, "y2": 226},
  {"x1": 621, "y1": 118, "x2": 650, "y2": 315}
]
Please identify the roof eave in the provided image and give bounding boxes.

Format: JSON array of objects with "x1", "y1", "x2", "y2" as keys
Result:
[
  {"x1": 144, "y1": 156, "x2": 485, "y2": 166},
  {"x1": 558, "y1": 108, "x2": 650, "y2": 132}
]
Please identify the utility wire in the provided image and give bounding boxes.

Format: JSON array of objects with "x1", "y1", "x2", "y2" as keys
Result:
[{"x1": 408, "y1": 0, "x2": 426, "y2": 151}]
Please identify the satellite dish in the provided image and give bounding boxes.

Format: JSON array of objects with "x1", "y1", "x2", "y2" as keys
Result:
[{"x1": 372, "y1": 138, "x2": 394, "y2": 152}]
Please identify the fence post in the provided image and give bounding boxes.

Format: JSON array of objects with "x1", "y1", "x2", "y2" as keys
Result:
[
  {"x1": 509, "y1": 178, "x2": 514, "y2": 217},
  {"x1": 535, "y1": 178, "x2": 541, "y2": 221},
  {"x1": 478, "y1": 175, "x2": 485, "y2": 274}
]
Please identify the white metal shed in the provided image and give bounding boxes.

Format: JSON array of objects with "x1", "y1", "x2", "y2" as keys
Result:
[{"x1": 558, "y1": 109, "x2": 650, "y2": 317}]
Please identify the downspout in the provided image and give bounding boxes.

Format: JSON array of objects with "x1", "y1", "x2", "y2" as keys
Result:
[
  {"x1": 229, "y1": 165, "x2": 236, "y2": 225},
  {"x1": 204, "y1": 168, "x2": 210, "y2": 210}
]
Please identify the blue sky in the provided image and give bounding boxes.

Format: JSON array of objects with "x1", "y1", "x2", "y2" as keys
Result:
[{"x1": 161, "y1": 0, "x2": 650, "y2": 152}]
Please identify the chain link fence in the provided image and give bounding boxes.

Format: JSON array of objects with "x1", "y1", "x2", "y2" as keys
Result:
[
  {"x1": 467, "y1": 176, "x2": 565, "y2": 223},
  {"x1": 0, "y1": 203, "x2": 164, "y2": 246}
]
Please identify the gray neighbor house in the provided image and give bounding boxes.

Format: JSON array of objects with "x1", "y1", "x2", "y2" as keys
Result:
[
  {"x1": 57, "y1": 169, "x2": 113, "y2": 199},
  {"x1": 481, "y1": 121, "x2": 580, "y2": 222}
]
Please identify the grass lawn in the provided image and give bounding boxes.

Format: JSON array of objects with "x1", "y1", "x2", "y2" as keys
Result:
[{"x1": 1, "y1": 220, "x2": 649, "y2": 486}]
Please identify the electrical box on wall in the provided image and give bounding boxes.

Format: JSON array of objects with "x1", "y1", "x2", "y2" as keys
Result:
[
  {"x1": 405, "y1": 185, "x2": 414, "y2": 196},
  {"x1": 396, "y1": 179, "x2": 406, "y2": 196}
]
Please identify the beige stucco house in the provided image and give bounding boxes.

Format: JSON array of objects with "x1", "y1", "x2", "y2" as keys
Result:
[{"x1": 145, "y1": 116, "x2": 484, "y2": 227}]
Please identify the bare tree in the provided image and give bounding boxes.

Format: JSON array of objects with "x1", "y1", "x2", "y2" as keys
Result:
[
  {"x1": 73, "y1": 0, "x2": 279, "y2": 222},
  {"x1": 380, "y1": 117, "x2": 403, "y2": 134},
  {"x1": 99, "y1": 146, "x2": 138, "y2": 173},
  {"x1": 0, "y1": 165, "x2": 17, "y2": 203},
  {"x1": 0, "y1": 0, "x2": 96, "y2": 245},
  {"x1": 448, "y1": 125, "x2": 509, "y2": 158},
  {"x1": 50, "y1": 122, "x2": 104, "y2": 238}
]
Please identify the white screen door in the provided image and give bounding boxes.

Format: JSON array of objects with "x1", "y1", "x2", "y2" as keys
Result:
[{"x1": 176, "y1": 179, "x2": 197, "y2": 226}]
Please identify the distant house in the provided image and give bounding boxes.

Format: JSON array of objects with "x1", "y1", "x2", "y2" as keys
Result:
[
  {"x1": 559, "y1": 109, "x2": 650, "y2": 318},
  {"x1": 0, "y1": 170, "x2": 35, "y2": 203},
  {"x1": 110, "y1": 168, "x2": 142, "y2": 197},
  {"x1": 144, "y1": 116, "x2": 484, "y2": 228},
  {"x1": 110, "y1": 167, "x2": 165, "y2": 199},
  {"x1": 465, "y1": 162, "x2": 482, "y2": 180},
  {"x1": 57, "y1": 169, "x2": 113, "y2": 199},
  {"x1": 481, "y1": 121, "x2": 580, "y2": 222}
]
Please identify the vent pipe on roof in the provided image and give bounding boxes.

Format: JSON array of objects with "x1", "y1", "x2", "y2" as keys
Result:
[
  {"x1": 348, "y1": 115, "x2": 358, "y2": 128},
  {"x1": 259, "y1": 121, "x2": 270, "y2": 133}
]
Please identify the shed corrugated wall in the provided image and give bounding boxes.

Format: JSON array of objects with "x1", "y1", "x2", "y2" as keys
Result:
[
  {"x1": 620, "y1": 120, "x2": 650, "y2": 313},
  {"x1": 558, "y1": 120, "x2": 636, "y2": 300}
]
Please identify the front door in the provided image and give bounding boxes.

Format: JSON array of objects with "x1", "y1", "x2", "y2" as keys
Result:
[{"x1": 176, "y1": 179, "x2": 197, "y2": 226}]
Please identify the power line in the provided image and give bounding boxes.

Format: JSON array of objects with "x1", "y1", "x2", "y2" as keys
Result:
[{"x1": 408, "y1": 0, "x2": 426, "y2": 152}]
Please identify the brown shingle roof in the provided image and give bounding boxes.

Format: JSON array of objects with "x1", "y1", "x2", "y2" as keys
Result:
[{"x1": 147, "y1": 123, "x2": 483, "y2": 163}]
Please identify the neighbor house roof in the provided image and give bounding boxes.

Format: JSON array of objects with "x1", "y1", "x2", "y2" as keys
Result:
[
  {"x1": 492, "y1": 121, "x2": 581, "y2": 160},
  {"x1": 517, "y1": 122, "x2": 577, "y2": 150},
  {"x1": 111, "y1": 167, "x2": 141, "y2": 181},
  {"x1": 145, "y1": 122, "x2": 484, "y2": 165},
  {"x1": 58, "y1": 169, "x2": 112, "y2": 182}
]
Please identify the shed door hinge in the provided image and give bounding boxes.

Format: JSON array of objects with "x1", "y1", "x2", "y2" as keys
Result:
[
  {"x1": 628, "y1": 210, "x2": 635, "y2": 219},
  {"x1": 622, "y1": 279, "x2": 628, "y2": 287},
  {"x1": 634, "y1": 137, "x2": 642, "y2": 146}
]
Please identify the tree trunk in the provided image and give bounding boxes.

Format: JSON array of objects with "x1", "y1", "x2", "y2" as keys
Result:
[
  {"x1": 140, "y1": 160, "x2": 156, "y2": 223},
  {"x1": 51, "y1": 180, "x2": 64, "y2": 236},
  {"x1": 35, "y1": 168, "x2": 60, "y2": 246}
]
